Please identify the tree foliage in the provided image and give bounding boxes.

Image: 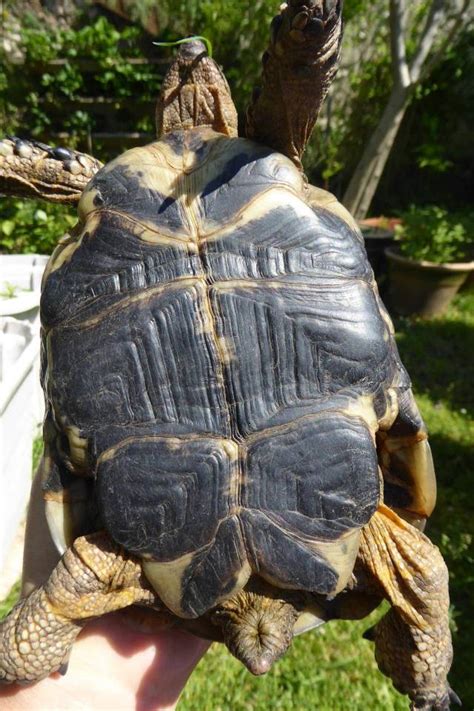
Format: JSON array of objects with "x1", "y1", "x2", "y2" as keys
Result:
[
  {"x1": 342, "y1": 0, "x2": 472, "y2": 218},
  {"x1": 0, "y1": 0, "x2": 472, "y2": 216}
]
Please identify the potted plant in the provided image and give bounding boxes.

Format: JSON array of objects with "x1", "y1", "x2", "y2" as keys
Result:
[{"x1": 385, "y1": 206, "x2": 474, "y2": 318}]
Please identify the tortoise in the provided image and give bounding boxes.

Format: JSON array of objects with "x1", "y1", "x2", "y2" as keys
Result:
[{"x1": 0, "y1": 1, "x2": 458, "y2": 708}]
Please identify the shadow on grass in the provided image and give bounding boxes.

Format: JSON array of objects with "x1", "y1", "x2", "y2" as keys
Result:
[{"x1": 395, "y1": 314, "x2": 474, "y2": 415}]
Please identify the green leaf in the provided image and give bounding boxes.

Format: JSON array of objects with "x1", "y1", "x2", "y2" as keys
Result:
[{"x1": 1, "y1": 220, "x2": 15, "y2": 236}]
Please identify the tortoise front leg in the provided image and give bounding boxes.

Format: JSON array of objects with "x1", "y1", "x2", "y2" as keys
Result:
[
  {"x1": 0, "y1": 137, "x2": 102, "y2": 204},
  {"x1": 359, "y1": 505, "x2": 458, "y2": 711},
  {"x1": 245, "y1": 0, "x2": 343, "y2": 169},
  {"x1": 0, "y1": 532, "x2": 157, "y2": 684}
]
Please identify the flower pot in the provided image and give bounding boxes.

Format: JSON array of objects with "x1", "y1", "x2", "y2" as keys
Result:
[
  {"x1": 359, "y1": 218, "x2": 400, "y2": 282},
  {"x1": 385, "y1": 247, "x2": 474, "y2": 318}
]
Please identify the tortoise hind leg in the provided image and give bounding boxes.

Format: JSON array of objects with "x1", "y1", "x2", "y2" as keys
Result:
[
  {"x1": 359, "y1": 505, "x2": 458, "y2": 711},
  {"x1": 0, "y1": 533, "x2": 156, "y2": 684}
]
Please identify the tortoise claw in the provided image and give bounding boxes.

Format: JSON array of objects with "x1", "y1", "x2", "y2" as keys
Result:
[
  {"x1": 449, "y1": 688, "x2": 462, "y2": 707},
  {"x1": 58, "y1": 648, "x2": 72, "y2": 676},
  {"x1": 58, "y1": 662, "x2": 69, "y2": 676},
  {"x1": 0, "y1": 136, "x2": 102, "y2": 202},
  {"x1": 410, "y1": 687, "x2": 462, "y2": 710}
]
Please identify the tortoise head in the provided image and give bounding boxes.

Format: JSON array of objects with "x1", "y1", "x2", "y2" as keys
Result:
[{"x1": 156, "y1": 39, "x2": 238, "y2": 138}]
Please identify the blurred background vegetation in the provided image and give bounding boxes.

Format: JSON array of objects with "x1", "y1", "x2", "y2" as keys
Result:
[
  {"x1": 1, "y1": 1, "x2": 473, "y2": 708},
  {"x1": 1, "y1": 0, "x2": 473, "y2": 247}
]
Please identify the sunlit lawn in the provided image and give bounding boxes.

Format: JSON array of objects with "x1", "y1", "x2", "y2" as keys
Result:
[{"x1": 1, "y1": 293, "x2": 472, "y2": 710}]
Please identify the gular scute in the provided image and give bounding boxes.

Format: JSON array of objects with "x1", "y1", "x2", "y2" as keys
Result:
[
  {"x1": 42, "y1": 127, "x2": 401, "y2": 612},
  {"x1": 87, "y1": 162, "x2": 186, "y2": 234}
]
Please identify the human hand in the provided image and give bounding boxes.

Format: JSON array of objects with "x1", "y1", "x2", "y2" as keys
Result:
[
  {"x1": 0, "y1": 613, "x2": 209, "y2": 711},
  {"x1": 0, "y1": 612, "x2": 209, "y2": 711}
]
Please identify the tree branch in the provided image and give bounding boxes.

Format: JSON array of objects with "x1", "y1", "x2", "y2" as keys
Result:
[
  {"x1": 409, "y1": 0, "x2": 448, "y2": 83},
  {"x1": 390, "y1": 0, "x2": 411, "y2": 88},
  {"x1": 418, "y1": 0, "x2": 472, "y2": 83}
]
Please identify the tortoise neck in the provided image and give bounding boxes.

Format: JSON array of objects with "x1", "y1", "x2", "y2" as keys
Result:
[{"x1": 156, "y1": 40, "x2": 238, "y2": 138}]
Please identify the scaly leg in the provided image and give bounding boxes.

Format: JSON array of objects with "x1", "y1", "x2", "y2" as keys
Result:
[
  {"x1": 0, "y1": 137, "x2": 102, "y2": 203},
  {"x1": 359, "y1": 505, "x2": 458, "y2": 710},
  {"x1": 245, "y1": 0, "x2": 343, "y2": 169},
  {"x1": 0, "y1": 532, "x2": 156, "y2": 683}
]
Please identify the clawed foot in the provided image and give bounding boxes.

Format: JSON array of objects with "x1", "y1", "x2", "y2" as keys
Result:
[
  {"x1": 0, "y1": 137, "x2": 101, "y2": 179},
  {"x1": 271, "y1": 0, "x2": 341, "y2": 48},
  {"x1": 411, "y1": 687, "x2": 462, "y2": 710},
  {"x1": 245, "y1": 0, "x2": 343, "y2": 165}
]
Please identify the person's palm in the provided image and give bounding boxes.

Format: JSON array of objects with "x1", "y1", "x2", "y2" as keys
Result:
[{"x1": 0, "y1": 613, "x2": 210, "y2": 710}]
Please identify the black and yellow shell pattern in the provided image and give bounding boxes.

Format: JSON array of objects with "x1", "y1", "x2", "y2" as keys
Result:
[{"x1": 41, "y1": 127, "x2": 417, "y2": 618}]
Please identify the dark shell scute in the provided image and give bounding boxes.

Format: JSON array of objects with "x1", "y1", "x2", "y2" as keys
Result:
[
  {"x1": 210, "y1": 280, "x2": 393, "y2": 436},
  {"x1": 47, "y1": 281, "x2": 230, "y2": 438},
  {"x1": 202, "y1": 205, "x2": 371, "y2": 282},
  {"x1": 41, "y1": 213, "x2": 203, "y2": 329},
  {"x1": 243, "y1": 414, "x2": 380, "y2": 539},
  {"x1": 97, "y1": 436, "x2": 234, "y2": 558},
  {"x1": 240, "y1": 510, "x2": 338, "y2": 594},
  {"x1": 89, "y1": 163, "x2": 185, "y2": 234},
  {"x1": 178, "y1": 516, "x2": 247, "y2": 617}
]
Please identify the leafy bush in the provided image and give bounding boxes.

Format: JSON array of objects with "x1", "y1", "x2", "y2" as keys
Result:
[
  {"x1": 0, "y1": 199, "x2": 76, "y2": 255},
  {"x1": 395, "y1": 206, "x2": 474, "y2": 263},
  {"x1": 0, "y1": 15, "x2": 161, "y2": 145}
]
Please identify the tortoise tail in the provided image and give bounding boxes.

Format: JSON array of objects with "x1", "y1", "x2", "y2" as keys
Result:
[{"x1": 211, "y1": 591, "x2": 298, "y2": 675}]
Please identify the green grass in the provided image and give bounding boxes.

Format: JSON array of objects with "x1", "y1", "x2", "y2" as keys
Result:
[
  {"x1": 180, "y1": 610, "x2": 408, "y2": 711},
  {"x1": 180, "y1": 291, "x2": 474, "y2": 711},
  {"x1": 0, "y1": 581, "x2": 21, "y2": 621},
  {"x1": 395, "y1": 291, "x2": 474, "y2": 709}
]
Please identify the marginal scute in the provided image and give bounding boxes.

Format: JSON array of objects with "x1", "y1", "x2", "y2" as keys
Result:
[
  {"x1": 382, "y1": 435, "x2": 436, "y2": 519},
  {"x1": 377, "y1": 387, "x2": 400, "y2": 431},
  {"x1": 41, "y1": 455, "x2": 96, "y2": 553},
  {"x1": 378, "y1": 388, "x2": 436, "y2": 521}
]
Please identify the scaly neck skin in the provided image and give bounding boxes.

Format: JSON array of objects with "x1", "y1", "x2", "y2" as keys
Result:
[{"x1": 156, "y1": 40, "x2": 238, "y2": 139}]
